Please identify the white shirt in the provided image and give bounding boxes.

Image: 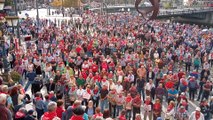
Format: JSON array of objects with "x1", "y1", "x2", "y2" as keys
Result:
[
  {"x1": 189, "y1": 111, "x2": 205, "y2": 120},
  {"x1": 76, "y1": 89, "x2": 85, "y2": 99},
  {"x1": 154, "y1": 52, "x2": 159, "y2": 59},
  {"x1": 115, "y1": 84, "x2": 123, "y2": 94},
  {"x1": 128, "y1": 74, "x2": 134, "y2": 82},
  {"x1": 145, "y1": 83, "x2": 155, "y2": 91},
  {"x1": 102, "y1": 81, "x2": 109, "y2": 90}
]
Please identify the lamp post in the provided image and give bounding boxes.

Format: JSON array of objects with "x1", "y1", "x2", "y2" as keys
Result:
[{"x1": 13, "y1": 0, "x2": 21, "y2": 45}]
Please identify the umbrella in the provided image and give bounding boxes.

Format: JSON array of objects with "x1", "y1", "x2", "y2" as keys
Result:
[
  {"x1": 202, "y1": 29, "x2": 208, "y2": 32},
  {"x1": 4, "y1": 6, "x2": 12, "y2": 10}
]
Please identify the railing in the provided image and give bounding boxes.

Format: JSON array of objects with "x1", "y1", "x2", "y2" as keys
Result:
[{"x1": 159, "y1": 7, "x2": 213, "y2": 16}]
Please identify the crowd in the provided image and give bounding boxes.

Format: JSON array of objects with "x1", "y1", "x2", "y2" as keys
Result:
[{"x1": 0, "y1": 10, "x2": 213, "y2": 120}]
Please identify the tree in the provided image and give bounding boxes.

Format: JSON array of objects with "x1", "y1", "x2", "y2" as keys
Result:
[
  {"x1": 5, "y1": 0, "x2": 13, "y2": 6},
  {"x1": 63, "y1": 0, "x2": 81, "y2": 8},
  {"x1": 50, "y1": 0, "x2": 81, "y2": 8},
  {"x1": 50, "y1": 0, "x2": 62, "y2": 7}
]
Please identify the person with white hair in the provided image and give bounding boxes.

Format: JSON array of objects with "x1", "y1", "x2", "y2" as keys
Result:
[
  {"x1": 189, "y1": 107, "x2": 205, "y2": 120},
  {"x1": 41, "y1": 101, "x2": 60, "y2": 120},
  {"x1": 0, "y1": 93, "x2": 12, "y2": 120}
]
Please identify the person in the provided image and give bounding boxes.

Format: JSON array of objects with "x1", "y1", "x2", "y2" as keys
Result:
[
  {"x1": 33, "y1": 92, "x2": 45, "y2": 119},
  {"x1": 175, "y1": 105, "x2": 189, "y2": 120},
  {"x1": 107, "y1": 88, "x2": 117, "y2": 118},
  {"x1": 144, "y1": 96, "x2": 153, "y2": 120},
  {"x1": 167, "y1": 87, "x2": 178, "y2": 104},
  {"x1": 145, "y1": 79, "x2": 155, "y2": 99},
  {"x1": 136, "y1": 76, "x2": 146, "y2": 101},
  {"x1": 100, "y1": 85, "x2": 109, "y2": 113},
  {"x1": 41, "y1": 101, "x2": 60, "y2": 120},
  {"x1": 165, "y1": 101, "x2": 175, "y2": 120},
  {"x1": 188, "y1": 77, "x2": 198, "y2": 101},
  {"x1": 91, "y1": 85, "x2": 100, "y2": 108},
  {"x1": 197, "y1": 78, "x2": 206, "y2": 101},
  {"x1": 125, "y1": 93, "x2": 132, "y2": 120},
  {"x1": 86, "y1": 100, "x2": 94, "y2": 119},
  {"x1": 201, "y1": 80, "x2": 212, "y2": 101},
  {"x1": 70, "y1": 106, "x2": 85, "y2": 120},
  {"x1": 135, "y1": 114, "x2": 142, "y2": 120},
  {"x1": 56, "y1": 100, "x2": 65, "y2": 119},
  {"x1": 62, "y1": 100, "x2": 81, "y2": 120},
  {"x1": 1, "y1": 85, "x2": 13, "y2": 110},
  {"x1": 24, "y1": 110, "x2": 36, "y2": 120},
  {"x1": 115, "y1": 92, "x2": 125, "y2": 116},
  {"x1": 24, "y1": 70, "x2": 37, "y2": 91},
  {"x1": 14, "y1": 107, "x2": 27, "y2": 120},
  {"x1": 200, "y1": 100, "x2": 210, "y2": 120},
  {"x1": 92, "y1": 107, "x2": 103, "y2": 119},
  {"x1": 209, "y1": 96, "x2": 213, "y2": 119},
  {"x1": 132, "y1": 94, "x2": 142, "y2": 120},
  {"x1": 46, "y1": 78, "x2": 56, "y2": 93},
  {"x1": 153, "y1": 98, "x2": 162, "y2": 120},
  {"x1": 155, "y1": 83, "x2": 165, "y2": 102},
  {"x1": 0, "y1": 93, "x2": 12, "y2": 120},
  {"x1": 117, "y1": 110, "x2": 126, "y2": 120},
  {"x1": 189, "y1": 107, "x2": 205, "y2": 120},
  {"x1": 103, "y1": 109, "x2": 111, "y2": 119},
  {"x1": 31, "y1": 76, "x2": 43, "y2": 95}
]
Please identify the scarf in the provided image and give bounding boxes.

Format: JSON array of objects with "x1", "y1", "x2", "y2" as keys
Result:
[
  {"x1": 154, "y1": 103, "x2": 161, "y2": 110},
  {"x1": 126, "y1": 96, "x2": 132, "y2": 102},
  {"x1": 167, "y1": 104, "x2": 174, "y2": 112},
  {"x1": 71, "y1": 87, "x2": 75, "y2": 91},
  {"x1": 87, "y1": 89, "x2": 91, "y2": 94},
  {"x1": 35, "y1": 97, "x2": 42, "y2": 101},
  {"x1": 93, "y1": 89, "x2": 98, "y2": 94},
  {"x1": 145, "y1": 100, "x2": 151, "y2": 105},
  {"x1": 195, "y1": 112, "x2": 201, "y2": 120}
]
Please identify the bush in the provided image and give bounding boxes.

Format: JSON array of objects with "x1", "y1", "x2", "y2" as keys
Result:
[{"x1": 10, "y1": 71, "x2": 21, "y2": 83}]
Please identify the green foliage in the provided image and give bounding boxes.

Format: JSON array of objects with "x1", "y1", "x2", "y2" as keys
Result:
[
  {"x1": 163, "y1": 2, "x2": 172, "y2": 9},
  {"x1": 10, "y1": 71, "x2": 21, "y2": 83},
  {"x1": 5, "y1": 0, "x2": 13, "y2": 6}
]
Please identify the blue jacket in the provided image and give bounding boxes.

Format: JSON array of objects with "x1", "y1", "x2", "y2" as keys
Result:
[{"x1": 26, "y1": 72, "x2": 37, "y2": 81}]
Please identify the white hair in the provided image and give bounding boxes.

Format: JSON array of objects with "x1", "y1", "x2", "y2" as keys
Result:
[
  {"x1": 0, "y1": 93, "x2": 7, "y2": 104},
  {"x1": 47, "y1": 101, "x2": 57, "y2": 112}
]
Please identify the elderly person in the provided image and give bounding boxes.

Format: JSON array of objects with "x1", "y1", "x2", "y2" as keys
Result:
[
  {"x1": 189, "y1": 107, "x2": 205, "y2": 120},
  {"x1": 0, "y1": 93, "x2": 12, "y2": 120},
  {"x1": 41, "y1": 101, "x2": 60, "y2": 120}
]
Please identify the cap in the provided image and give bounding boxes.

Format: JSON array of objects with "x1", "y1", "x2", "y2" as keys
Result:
[
  {"x1": 181, "y1": 92, "x2": 185, "y2": 95},
  {"x1": 195, "y1": 107, "x2": 201, "y2": 111}
]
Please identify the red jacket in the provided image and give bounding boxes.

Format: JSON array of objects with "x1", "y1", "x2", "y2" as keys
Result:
[
  {"x1": 42, "y1": 112, "x2": 57, "y2": 120},
  {"x1": 56, "y1": 106, "x2": 65, "y2": 119},
  {"x1": 118, "y1": 115, "x2": 126, "y2": 120},
  {"x1": 70, "y1": 115, "x2": 83, "y2": 120}
]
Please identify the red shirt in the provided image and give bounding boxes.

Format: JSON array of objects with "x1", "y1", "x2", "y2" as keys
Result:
[
  {"x1": 56, "y1": 107, "x2": 65, "y2": 119},
  {"x1": 70, "y1": 115, "x2": 83, "y2": 120},
  {"x1": 91, "y1": 64, "x2": 98, "y2": 73},
  {"x1": 118, "y1": 115, "x2": 126, "y2": 120}
]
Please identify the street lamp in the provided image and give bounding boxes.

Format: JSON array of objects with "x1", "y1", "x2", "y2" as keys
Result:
[
  {"x1": 127, "y1": 8, "x2": 130, "y2": 12},
  {"x1": 121, "y1": 8, "x2": 124, "y2": 12},
  {"x1": 0, "y1": 0, "x2": 5, "y2": 10},
  {"x1": 5, "y1": 16, "x2": 19, "y2": 27}
]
